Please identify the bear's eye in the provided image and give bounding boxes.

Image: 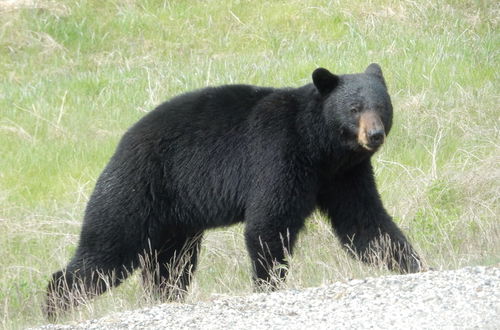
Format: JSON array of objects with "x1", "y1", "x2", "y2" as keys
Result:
[{"x1": 350, "y1": 107, "x2": 359, "y2": 114}]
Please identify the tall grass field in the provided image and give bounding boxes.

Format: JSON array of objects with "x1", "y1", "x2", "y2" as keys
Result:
[{"x1": 1, "y1": 0, "x2": 498, "y2": 328}]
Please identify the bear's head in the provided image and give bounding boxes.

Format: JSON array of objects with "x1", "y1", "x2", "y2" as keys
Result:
[{"x1": 312, "y1": 63, "x2": 393, "y2": 153}]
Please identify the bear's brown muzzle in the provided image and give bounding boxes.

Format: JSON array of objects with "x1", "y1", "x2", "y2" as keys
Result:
[{"x1": 357, "y1": 111, "x2": 386, "y2": 151}]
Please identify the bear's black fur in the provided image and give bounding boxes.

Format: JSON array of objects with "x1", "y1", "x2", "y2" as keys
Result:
[{"x1": 45, "y1": 64, "x2": 422, "y2": 320}]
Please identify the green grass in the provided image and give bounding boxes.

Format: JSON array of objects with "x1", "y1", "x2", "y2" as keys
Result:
[{"x1": 1, "y1": 0, "x2": 498, "y2": 328}]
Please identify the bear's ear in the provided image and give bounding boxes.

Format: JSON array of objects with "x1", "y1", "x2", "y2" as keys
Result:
[
  {"x1": 365, "y1": 63, "x2": 387, "y2": 86},
  {"x1": 312, "y1": 68, "x2": 339, "y2": 95}
]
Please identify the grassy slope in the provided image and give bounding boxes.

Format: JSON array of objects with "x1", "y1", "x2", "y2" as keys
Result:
[{"x1": 0, "y1": 0, "x2": 498, "y2": 327}]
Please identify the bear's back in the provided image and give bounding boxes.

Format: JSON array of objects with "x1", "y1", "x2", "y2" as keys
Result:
[{"x1": 132, "y1": 85, "x2": 276, "y2": 139}]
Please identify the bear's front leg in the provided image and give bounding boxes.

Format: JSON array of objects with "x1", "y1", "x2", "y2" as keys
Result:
[
  {"x1": 244, "y1": 216, "x2": 306, "y2": 290},
  {"x1": 318, "y1": 160, "x2": 423, "y2": 273},
  {"x1": 244, "y1": 177, "x2": 317, "y2": 290}
]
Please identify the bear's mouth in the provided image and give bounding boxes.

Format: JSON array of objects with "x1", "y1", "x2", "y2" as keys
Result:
[
  {"x1": 357, "y1": 111, "x2": 386, "y2": 151},
  {"x1": 359, "y1": 140, "x2": 384, "y2": 151}
]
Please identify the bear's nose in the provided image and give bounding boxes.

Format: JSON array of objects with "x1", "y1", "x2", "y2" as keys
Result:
[{"x1": 367, "y1": 129, "x2": 385, "y2": 146}]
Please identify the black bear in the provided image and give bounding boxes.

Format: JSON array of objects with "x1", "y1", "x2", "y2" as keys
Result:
[{"x1": 45, "y1": 64, "x2": 422, "y2": 320}]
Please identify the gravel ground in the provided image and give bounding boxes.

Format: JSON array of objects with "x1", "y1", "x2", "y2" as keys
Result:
[{"x1": 37, "y1": 266, "x2": 499, "y2": 329}]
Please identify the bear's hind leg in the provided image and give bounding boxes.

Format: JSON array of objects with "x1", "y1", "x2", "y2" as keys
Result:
[
  {"x1": 44, "y1": 254, "x2": 137, "y2": 321},
  {"x1": 44, "y1": 210, "x2": 146, "y2": 321},
  {"x1": 141, "y1": 230, "x2": 203, "y2": 302}
]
